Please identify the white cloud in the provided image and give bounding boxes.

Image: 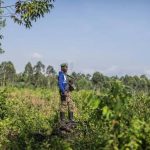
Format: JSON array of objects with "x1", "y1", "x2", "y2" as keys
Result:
[{"x1": 32, "y1": 52, "x2": 43, "y2": 59}]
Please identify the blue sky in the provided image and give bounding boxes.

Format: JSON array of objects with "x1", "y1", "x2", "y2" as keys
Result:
[{"x1": 1, "y1": 0, "x2": 150, "y2": 76}]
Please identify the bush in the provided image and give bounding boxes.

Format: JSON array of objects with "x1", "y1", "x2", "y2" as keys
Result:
[{"x1": 0, "y1": 84, "x2": 150, "y2": 149}]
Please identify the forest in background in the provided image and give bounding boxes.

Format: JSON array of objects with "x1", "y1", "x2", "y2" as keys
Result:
[{"x1": 1, "y1": 61, "x2": 150, "y2": 93}]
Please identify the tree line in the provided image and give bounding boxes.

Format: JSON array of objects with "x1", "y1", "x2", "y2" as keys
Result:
[
  {"x1": 0, "y1": 61, "x2": 56, "y2": 88},
  {"x1": 0, "y1": 61, "x2": 150, "y2": 93}
]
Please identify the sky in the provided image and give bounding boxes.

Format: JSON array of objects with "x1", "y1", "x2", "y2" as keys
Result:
[{"x1": 1, "y1": 0, "x2": 150, "y2": 76}]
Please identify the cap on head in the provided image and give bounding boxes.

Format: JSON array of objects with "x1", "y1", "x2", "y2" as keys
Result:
[{"x1": 61, "y1": 63, "x2": 68, "y2": 68}]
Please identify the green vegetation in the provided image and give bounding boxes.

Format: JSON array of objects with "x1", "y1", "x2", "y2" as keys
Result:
[
  {"x1": 1, "y1": 61, "x2": 150, "y2": 92},
  {"x1": 0, "y1": 61, "x2": 150, "y2": 149}
]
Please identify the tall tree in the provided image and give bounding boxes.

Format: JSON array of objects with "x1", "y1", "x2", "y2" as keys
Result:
[
  {"x1": 34, "y1": 61, "x2": 45, "y2": 74},
  {"x1": 0, "y1": 0, "x2": 54, "y2": 52},
  {"x1": 33, "y1": 61, "x2": 45, "y2": 87},
  {"x1": 46, "y1": 65, "x2": 56, "y2": 76},
  {"x1": 23, "y1": 62, "x2": 33, "y2": 84},
  {"x1": 92, "y1": 72, "x2": 105, "y2": 90},
  {"x1": 46, "y1": 65, "x2": 56, "y2": 88},
  {"x1": 0, "y1": 61, "x2": 16, "y2": 86}
]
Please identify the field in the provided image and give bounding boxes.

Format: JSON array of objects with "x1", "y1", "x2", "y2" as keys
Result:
[{"x1": 0, "y1": 81, "x2": 150, "y2": 150}]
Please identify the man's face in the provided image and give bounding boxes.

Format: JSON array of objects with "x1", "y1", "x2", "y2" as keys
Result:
[{"x1": 62, "y1": 66, "x2": 68, "y2": 73}]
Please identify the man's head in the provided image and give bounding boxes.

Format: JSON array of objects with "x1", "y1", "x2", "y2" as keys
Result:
[{"x1": 61, "y1": 63, "x2": 68, "y2": 73}]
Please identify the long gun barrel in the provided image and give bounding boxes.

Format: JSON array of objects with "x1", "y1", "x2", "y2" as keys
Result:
[{"x1": 66, "y1": 74, "x2": 77, "y2": 80}]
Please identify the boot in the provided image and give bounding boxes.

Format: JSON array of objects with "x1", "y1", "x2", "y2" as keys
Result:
[
  {"x1": 68, "y1": 112, "x2": 75, "y2": 123},
  {"x1": 60, "y1": 112, "x2": 72, "y2": 131},
  {"x1": 60, "y1": 112, "x2": 65, "y2": 122}
]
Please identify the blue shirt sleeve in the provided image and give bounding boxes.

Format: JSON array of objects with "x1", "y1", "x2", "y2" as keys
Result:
[{"x1": 58, "y1": 72, "x2": 65, "y2": 94}]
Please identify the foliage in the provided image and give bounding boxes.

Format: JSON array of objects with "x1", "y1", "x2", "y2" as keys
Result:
[
  {"x1": 0, "y1": 81, "x2": 150, "y2": 149},
  {"x1": 73, "y1": 81, "x2": 150, "y2": 150},
  {"x1": 1, "y1": 60, "x2": 150, "y2": 94},
  {"x1": 0, "y1": 87, "x2": 59, "y2": 149},
  {"x1": 0, "y1": 0, "x2": 55, "y2": 52},
  {"x1": 11, "y1": 0, "x2": 54, "y2": 28},
  {"x1": 0, "y1": 61, "x2": 16, "y2": 86},
  {"x1": 0, "y1": 88, "x2": 7, "y2": 119}
]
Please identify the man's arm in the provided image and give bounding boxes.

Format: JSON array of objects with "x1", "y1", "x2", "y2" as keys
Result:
[{"x1": 58, "y1": 72, "x2": 65, "y2": 94}]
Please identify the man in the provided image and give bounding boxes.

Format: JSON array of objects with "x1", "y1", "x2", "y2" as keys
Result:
[{"x1": 58, "y1": 63, "x2": 75, "y2": 123}]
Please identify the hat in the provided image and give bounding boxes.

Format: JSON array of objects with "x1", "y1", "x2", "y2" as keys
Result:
[{"x1": 61, "y1": 63, "x2": 68, "y2": 67}]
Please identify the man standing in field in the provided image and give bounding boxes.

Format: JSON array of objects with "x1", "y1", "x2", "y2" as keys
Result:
[{"x1": 58, "y1": 63, "x2": 75, "y2": 124}]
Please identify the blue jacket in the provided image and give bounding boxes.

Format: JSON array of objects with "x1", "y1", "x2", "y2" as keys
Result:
[{"x1": 58, "y1": 71, "x2": 68, "y2": 94}]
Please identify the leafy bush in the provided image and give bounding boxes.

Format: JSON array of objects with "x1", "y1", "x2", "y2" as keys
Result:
[
  {"x1": 0, "y1": 83, "x2": 150, "y2": 149},
  {"x1": 0, "y1": 88, "x2": 8, "y2": 119}
]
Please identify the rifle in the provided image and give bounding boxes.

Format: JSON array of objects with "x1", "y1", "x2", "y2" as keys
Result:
[{"x1": 66, "y1": 74, "x2": 77, "y2": 92}]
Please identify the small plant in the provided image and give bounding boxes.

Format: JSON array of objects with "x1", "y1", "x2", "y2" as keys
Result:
[{"x1": 0, "y1": 88, "x2": 8, "y2": 119}]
